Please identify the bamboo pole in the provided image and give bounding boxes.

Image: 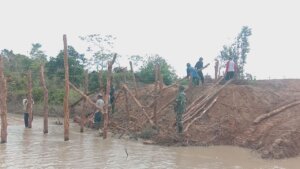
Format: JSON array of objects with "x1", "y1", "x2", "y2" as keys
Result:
[
  {"x1": 103, "y1": 54, "x2": 117, "y2": 139},
  {"x1": 63, "y1": 34, "x2": 70, "y2": 141},
  {"x1": 129, "y1": 61, "x2": 138, "y2": 96},
  {"x1": 81, "y1": 70, "x2": 88, "y2": 132},
  {"x1": 254, "y1": 100, "x2": 300, "y2": 124},
  {"x1": 0, "y1": 56, "x2": 8, "y2": 143},
  {"x1": 39, "y1": 65, "x2": 49, "y2": 134},
  {"x1": 27, "y1": 70, "x2": 33, "y2": 128}
]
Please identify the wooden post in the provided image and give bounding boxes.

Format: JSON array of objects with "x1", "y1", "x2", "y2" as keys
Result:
[
  {"x1": 103, "y1": 54, "x2": 117, "y2": 139},
  {"x1": 27, "y1": 70, "x2": 33, "y2": 128},
  {"x1": 98, "y1": 70, "x2": 102, "y2": 92},
  {"x1": 40, "y1": 65, "x2": 49, "y2": 134},
  {"x1": 153, "y1": 64, "x2": 159, "y2": 125},
  {"x1": 0, "y1": 56, "x2": 8, "y2": 143},
  {"x1": 124, "y1": 88, "x2": 130, "y2": 127},
  {"x1": 63, "y1": 34, "x2": 70, "y2": 141},
  {"x1": 81, "y1": 70, "x2": 88, "y2": 132},
  {"x1": 157, "y1": 64, "x2": 163, "y2": 91},
  {"x1": 129, "y1": 61, "x2": 138, "y2": 96}
]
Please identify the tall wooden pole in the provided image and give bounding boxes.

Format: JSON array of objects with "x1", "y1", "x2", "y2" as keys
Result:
[
  {"x1": 129, "y1": 61, "x2": 138, "y2": 96},
  {"x1": 40, "y1": 65, "x2": 49, "y2": 134},
  {"x1": 98, "y1": 70, "x2": 102, "y2": 92},
  {"x1": 0, "y1": 56, "x2": 8, "y2": 143},
  {"x1": 81, "y1": 70, "x2": 88, "y2": 132},
  {"x1": 27, "y1": 70, "x2": 33, "y2": 128},
  {"x1": 153, "y1": 64, "x2": 159, "y2": 125},
  {"x1": 63, "y1": 34, "x2": 70, "y2": 141},
  {"x1": 103, "y1": 54, "x2": 117, "y2": 139}
]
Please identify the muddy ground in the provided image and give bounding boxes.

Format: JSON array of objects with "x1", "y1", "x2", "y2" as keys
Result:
[{"x1": 104, "y1": 79, "x2": 300, "y2": 159}]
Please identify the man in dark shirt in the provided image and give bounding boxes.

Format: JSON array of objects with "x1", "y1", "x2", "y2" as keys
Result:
[{"x1": 195, "y1": 57, "x2": 205, "y2": 84}]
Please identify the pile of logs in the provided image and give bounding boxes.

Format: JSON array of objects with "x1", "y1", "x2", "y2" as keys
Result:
[{"x1": 183, "y1": 78, "x2": 233, "y2": 132}]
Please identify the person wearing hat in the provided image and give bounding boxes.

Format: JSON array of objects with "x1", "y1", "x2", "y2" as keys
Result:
[
  {"x1": 94, "y1": 94, "x2": 104, "y2": 129},
  {"x1": 186, "y1": 63, "x2": 200, "y2": 86},
  {"x1": 195, "y1": 57, "x2": 205, "y2": 84},
  {"x1": 174, "y1": 85, "x2": 186, "y2": 133},
  {"x1": 225, "y1": 57, "x2": 238, "y2": 80}
]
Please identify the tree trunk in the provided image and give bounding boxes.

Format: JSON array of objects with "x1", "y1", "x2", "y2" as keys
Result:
[
  {"x1": 27, "y1": 70, "x2": 33, "y2": 128},
  {"x1": 40, "y1": 65, "x2": 49, "y2": 134},
  {"x1": 103, "y1": 54, "x2": 117, "y2": 139},
  {"x1": 0, "y1": 56, "x2": 8, "y2": 143},
  {"x1": 63, "y1": 34, "x2": 70, "y2": 141}
]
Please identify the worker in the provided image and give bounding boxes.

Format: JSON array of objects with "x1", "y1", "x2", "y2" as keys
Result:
[
  {"x1": 22, "y1": 98, "x2": 34, "y2": 128},
  {"x1": 194, "y1": 57, "x2": 205, "y2": 84},
  {"x1": 174, "y1": 85, "x2": 187, "y2": 133},
  {"x1": 225, "y1": 57, "x2": 238, "y2": 80},
  {"x1": 110, "y1": 84, "x2": 115, "y2": 114},
  {"x1": 94, "y1": 94, "x2": 104, "y2": 129},
  {"x1": 214, "y1": 58, "x2": 219, "y2": 80},
  {"x1": 186, "y1": 63, "x2": 200, "y2": 86}
]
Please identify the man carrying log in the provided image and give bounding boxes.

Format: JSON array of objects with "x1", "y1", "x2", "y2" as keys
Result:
[
  {"x1": 194, "y1": 57, "x2": 205, "y2": 84},
  {"x1": 174, "y1": 85, "x2": 187, "y2": 133}
]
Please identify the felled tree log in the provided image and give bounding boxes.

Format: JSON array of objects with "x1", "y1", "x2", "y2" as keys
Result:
[
  {"x1": 184, "y1": 97, "x2": 218, "y2": 132},
  {"x1": 254, "y1": 100, "x2": 300, "y2": 124},
  {"x1": 69, "y1": 82, "x2": 104, "y2": 113},
  {"x1": 184, "y1": 79, "x2": 232, "y2": 119},
  {"x1": 122, "y1": 84, "x2": 154, "y2": 126}
]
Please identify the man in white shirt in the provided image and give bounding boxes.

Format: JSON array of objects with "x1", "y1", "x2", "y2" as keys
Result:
[
  {"x1": 225, "y1": 58, "x2": 238, "y2": 80},
  {"x1": 22, "y1": 98, "x2": 34, "y2": 128},
  {"x1": 94, "y1": 94, "x2": 104, "y2": 129}
]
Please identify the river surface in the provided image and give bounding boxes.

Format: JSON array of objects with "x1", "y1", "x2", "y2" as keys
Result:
[{"x1": 1, "y1": 115, "x2": 300, "y2": 169}]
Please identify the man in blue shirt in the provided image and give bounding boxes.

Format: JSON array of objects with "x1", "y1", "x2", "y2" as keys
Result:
[{"x1": 186, "y1": 63, "x2": 200, "y2": 86}]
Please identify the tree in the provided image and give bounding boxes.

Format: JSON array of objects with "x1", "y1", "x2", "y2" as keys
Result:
[
  {"x1": 128, "y1": 55, "x2": 145, "y2": 69},
  {"x1": 218, "y1": 26, "x2": 252, "y2": 78},
  {"x1": 138, "y1": 54, "x2": 177, "y2": 85},
  {"x1": 30, "y1": 43, "x2": 47, "y2": 64},
  {"x1": 45, "y1": 46, "x2": 84, "y2": 86},
  {"x1": 79, "y1": 34, "x2": 117, "y2": 69}
]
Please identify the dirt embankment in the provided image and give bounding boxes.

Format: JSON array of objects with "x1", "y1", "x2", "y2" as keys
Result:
[{"x1": 108, "y1": 79, "x2": 300, "y2": 159}]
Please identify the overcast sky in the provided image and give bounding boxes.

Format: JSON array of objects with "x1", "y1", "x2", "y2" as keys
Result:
[{"x1": 0, "y1": 0, "x2": 299, "y2": 79}]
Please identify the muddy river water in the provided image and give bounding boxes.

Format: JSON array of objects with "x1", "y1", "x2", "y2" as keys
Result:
[{"x1": 1, "y1": 115, "x2": 299, "y2": 169}]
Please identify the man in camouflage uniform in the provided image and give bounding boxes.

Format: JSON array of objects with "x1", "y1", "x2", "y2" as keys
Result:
[{"x1": 174, "y1": 85, "x2": 187, "y2": 133}]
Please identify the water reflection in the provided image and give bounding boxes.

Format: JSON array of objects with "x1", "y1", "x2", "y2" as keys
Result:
[{"x1": 1, "y1": 115, "x2": 300, "y2": 169}]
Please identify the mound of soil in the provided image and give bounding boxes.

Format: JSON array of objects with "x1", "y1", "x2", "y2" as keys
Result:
[{"x1": 89, "y1": 79, "x2": 300, "y2": 159}]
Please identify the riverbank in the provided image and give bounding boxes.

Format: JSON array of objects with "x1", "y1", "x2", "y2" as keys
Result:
[{"x1": 108, "y1": 79, "x2": 300, "y2": 159}]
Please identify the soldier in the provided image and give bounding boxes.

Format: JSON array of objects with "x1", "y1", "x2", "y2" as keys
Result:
[
  {"x1": 195, "y1": 57, "x2": 205, "y2": 84},
  {"x1": 174, "y1": 85, "x2": 187, "y2": 133}
]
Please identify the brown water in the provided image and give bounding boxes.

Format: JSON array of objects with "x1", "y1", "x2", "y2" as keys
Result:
[{"x1": 1, "y1": 115, "x2": 300, "y2": 169}]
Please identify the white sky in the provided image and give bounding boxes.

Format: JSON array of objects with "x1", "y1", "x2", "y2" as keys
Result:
[{"x1": 0, "y1": 0, "x2": 299, "y2": 79}]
